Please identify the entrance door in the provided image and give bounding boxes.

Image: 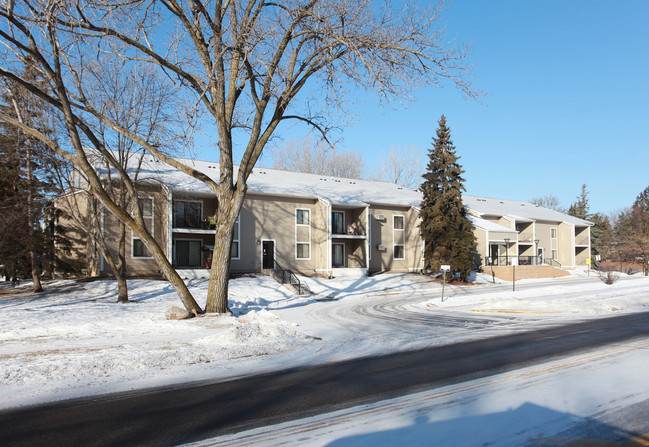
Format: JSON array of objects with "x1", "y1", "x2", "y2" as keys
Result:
[
  {"x1": 262, "y1": 240, "x2": 275, "y2": 269},
  {"x1": 332, "y1": 243, "x2": 345, "y2": 268},
  {"x1": 537, "y1": 247, "x2": 544, "y2": 265},
  {"x1": 489, "y1": 244, "x2": 499, "y2": 265}
]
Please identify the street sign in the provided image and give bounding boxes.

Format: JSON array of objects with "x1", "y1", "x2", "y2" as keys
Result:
[
  {"x1": 586, "y1": 258, "x2": 591, "y2": 265},
  {"x1": 440, "y1": 265, "x2": 451, "y2": 272}
]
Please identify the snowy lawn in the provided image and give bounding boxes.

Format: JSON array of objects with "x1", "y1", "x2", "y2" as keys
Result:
[{"x1": 1, "y1": 271, "x2": 649, "y2": 411}]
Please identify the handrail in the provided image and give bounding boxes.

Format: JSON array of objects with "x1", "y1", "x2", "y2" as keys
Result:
[
  {"x1": 272, "y1": 262, "x2": 310, "y2": 295},
  {"x1": 544, "y1": 258, "x2": 562, "y2": 268}
]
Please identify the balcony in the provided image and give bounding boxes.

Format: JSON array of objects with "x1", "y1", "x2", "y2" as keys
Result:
[{"x1": 518, "y1": 233, "x2": 534, "y2": 244}]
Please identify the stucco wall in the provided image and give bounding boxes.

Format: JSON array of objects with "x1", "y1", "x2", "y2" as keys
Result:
[{"x1": 368, "y1": 206, "x2": 422, "y2": 273}]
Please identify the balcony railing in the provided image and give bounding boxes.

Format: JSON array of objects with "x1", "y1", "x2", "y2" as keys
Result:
[
  {"x1": 518, "y1": 233, "x2": 534, "y2": 243},
  {"x1": 575, "y1": 236, "x2": 589, "y2": 246},
  {"x1": 485, "y1": 255, "x2": 543, "y2": 266}
]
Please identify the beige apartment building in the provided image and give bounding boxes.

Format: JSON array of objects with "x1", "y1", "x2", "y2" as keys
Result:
[
  {"x1": 59, "y1": 156, "x2": 591, "y2": 279},
  {"x1": 61, "y1": 156, "x2": 425, "y2": 279},
  {"x1": 464, "y1": 195, "x2": 592, "y2": 270}
]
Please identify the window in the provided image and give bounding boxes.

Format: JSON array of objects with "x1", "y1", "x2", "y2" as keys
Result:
[
  {"x1": 296, "y1": 209, "x2": 310, "y2": 225},
  {"x1": 173, "y1": 200, "x2": 202, "y2": 228},
  {"x1": 551, "y1": 227, "x2": 558, "y2": 239},
  {"x1": 132, "y1": 239, "x2": 150, "y2": 258},
  {"x1": 296, "y1": 208, "x2": 311, "y2": 260},
  {"x1": 175, "y1": 240, "x2": 202, "y2": 267},
  {"x1": 394, "y1": 215, "x2": 404, "y2": 230},
  {"x1": 393, "y1": 215, "x2": 405, "y2": 260},
  {"x1": 551, "y1": 249, "x2": 558, "y2": 260},
  {"x1": 297, "y1": 243, "x2": 310, "y2": 259},
  {"x1": 332, "y1": 211, "x2": 345, "y2": 234},
  {"x1": 332, "y1": 243, "x2": 345, "y2": 268},
  {"x1": 394, "y1": 245, "x2": 405, "y2": 260},
  {"x1": 231, "y1": 215, "x2": 240, "y2": 259},
  {"x1": 138, "y1": 197, "x2": 153, "y2": 219},
  {"x1": 132, "y1": 196, "x2": 154, "y2": 259}
]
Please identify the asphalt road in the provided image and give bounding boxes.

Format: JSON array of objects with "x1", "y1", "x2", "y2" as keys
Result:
[{"x1": 1, "y1": 310, "x2": 648, "y2": 446}]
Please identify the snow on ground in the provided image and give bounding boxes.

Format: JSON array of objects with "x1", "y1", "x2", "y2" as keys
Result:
[
  {"x1": 195, "y1": 338, "x2": 649, "y2": 447},
  {"x1": 1, "y1": 271, "x2": 649, "y2": 413}
]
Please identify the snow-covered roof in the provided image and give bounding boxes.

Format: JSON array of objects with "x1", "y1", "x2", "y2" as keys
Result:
[
  {"x1": 133, "y1": 155, "x2": 422, "y2": 208},
  {"x1": 468, "y1": 215, "x2": 518, "y2": 234},
  {"x1": 463, "y1": 195, "x2": 592, "y2": 227},
  {"x1": 103, "y1": 154, "x2": 591, "y2": 224}
]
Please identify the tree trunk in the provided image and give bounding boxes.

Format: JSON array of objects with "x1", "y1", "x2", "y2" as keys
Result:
[
  {"x1": 25, "y1": 140, "x2": 43, "y2": 293},
  {"x1": 205, "y1": 220, "x2": 234, "y2": 314},
  {"x1": 116, "y1": 202, "x2": 129, "y2": 303},
  {"x1": 116, "y1": 271, "x2": 129, "y2": 303},
  {"x1": 204, "y1": 191, "x2": 244, "y2": 314}
]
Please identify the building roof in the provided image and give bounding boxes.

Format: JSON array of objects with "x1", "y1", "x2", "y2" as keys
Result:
[
  {"x1": 467, "y1": 215, "x2": 518, "y2": 234},
  {"x1": 134, "y1": 155, "x2": 422, "y2": 208},
  {"x1": 463, "y1": 195, "x2": 592, "y2": 227},
  {"x1": 110, "y1": 154, "x2": 590, "y2": 225}
]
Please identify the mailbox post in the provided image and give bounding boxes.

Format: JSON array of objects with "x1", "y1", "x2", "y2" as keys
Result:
[{"x1": 441, "y1": 265, "x2": 450, "y2": 302}]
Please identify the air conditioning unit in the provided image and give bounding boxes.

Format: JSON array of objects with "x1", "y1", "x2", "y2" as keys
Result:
[
  {"x1": 377, "y1": 244, "x2": 387, "y2": 251},
  {"x1": 375, "y1": 214, "x2": 387, "y2": 222}
]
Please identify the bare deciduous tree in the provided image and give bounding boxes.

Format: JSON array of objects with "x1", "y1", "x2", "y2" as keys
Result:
[
  {"x1": 530, "y1": 193, "x2": 565, "y2": 212},
  {"x1": 372, "y1": 144, "x2": 425, "y2": 189},
  {"x1": 0, "y1": 0, "x2": 476, "y2": 314},
  {"x1": 270, "y1": 137, "x2": 364, "y2": 178}
]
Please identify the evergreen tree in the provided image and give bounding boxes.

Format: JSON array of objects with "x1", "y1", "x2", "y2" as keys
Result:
[
  {"x1": 589, "y1": 212, "x2": 613, "y2": 262},
  {"x1": 419, "y1": 115, "x2": 476, "y2": 281},
  {"x1": 0, "y1": 63, "x2": 59, "y2": 288},
  {"x1": 568, "y1": 184, "x2": 590, "y2": 219}
]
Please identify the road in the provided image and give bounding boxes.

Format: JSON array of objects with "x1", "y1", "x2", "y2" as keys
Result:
[{"x1": 1, "y1": 309, "x2": 648, "y2": 447}]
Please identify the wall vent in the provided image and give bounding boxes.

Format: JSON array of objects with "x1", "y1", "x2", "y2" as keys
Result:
[{"x1": 377, "y1": 244, "x2": 387, "y2": 251}]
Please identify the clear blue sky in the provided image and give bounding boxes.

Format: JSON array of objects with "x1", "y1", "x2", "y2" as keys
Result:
[{"x1": 199, "y1": 1, "x2": 649, "y2": 216}]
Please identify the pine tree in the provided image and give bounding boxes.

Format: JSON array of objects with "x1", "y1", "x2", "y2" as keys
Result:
[
  {"x1": 589, "y1": 212, "x2": 613, "y2": 262},
  {"x1": 0, "y1": 62, "x2": 59, "y2": 289},
  {"x1": 568, "y1": 184, "x2": 590, "y2": 219},
  {"x1": 419, "y1": 115, "x2": 476, "y2": 281}
]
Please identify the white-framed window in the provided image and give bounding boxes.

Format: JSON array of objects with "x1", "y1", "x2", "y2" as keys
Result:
[
  {"x1": 132, "y1": 196, "x2": 154, "y2": 259},
  {"x1": 332, "y1": 211, "x2": 345, "y2": 235},
  {"x1": 231, "y1": 215, "x2": 240, "y2": 259},
  {"x1": 332, "y1": 243, "x2": 345, "y2": 268},
  {"x1": 551, "y1": 227, "x2": 558, "y2": 239},
  {"x1": 393, "y1": 215, "x2": 405, "y2": 260},
  {"x1": 173, "y1": 200, "x2": 202, "y2": 228},
  {"x1": 132, "y1": 239, "x2": 151, "y2": 258},
  {"x1": 297, "y1": 243, "x2": 310, "y2": 259},
  {"x1": 551, "y1": 249, "x2": 558, "y2": 260},
  {"x1": 296, "y1": 208, "x2": 311, "y2": 260},
  {"x1": 296, "y1": 208, "x2": 310, "y2": 226}
]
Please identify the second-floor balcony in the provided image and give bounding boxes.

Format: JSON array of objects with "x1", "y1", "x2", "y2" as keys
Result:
[{"x1": 518, "y1": 233, "x2": 534, "y2": 244}]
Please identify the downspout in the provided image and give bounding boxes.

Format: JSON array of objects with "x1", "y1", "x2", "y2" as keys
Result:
[
  {"x1": 317, "y1": 198, "x2": 332, "y2": 278},
  {"x1": 365, "y1": 206, "x2": 370, "y2": 274},
  {"x1": 163, "y1": 184, "x2": 173, "y2": 268}
]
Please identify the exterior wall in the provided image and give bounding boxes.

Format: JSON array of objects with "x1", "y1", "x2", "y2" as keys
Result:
[
  {"x1": 557, "y1": 222, "x2": 575, "y2": 267},
  {"x1": 534, "y1": 221, "x2": 559, "y2": 263},
  {"x1": 54, "y1": 190, "x2": 97, "y2": 275},
  {"x1": 231, "y1": 194, "x2": 327, "y2": 275},
  {"x1": 474, "y1": 228, "x2": 488, "y2": 266},
  {"x1": 103, "y1": 184, "x2": 168, "y2": 276},
  {"x1": 368, "y1": 205, "x2": 422, "y2": 273},
  {"x1": 484, "y1": 216, "x2": 515, "y2": 230}
]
